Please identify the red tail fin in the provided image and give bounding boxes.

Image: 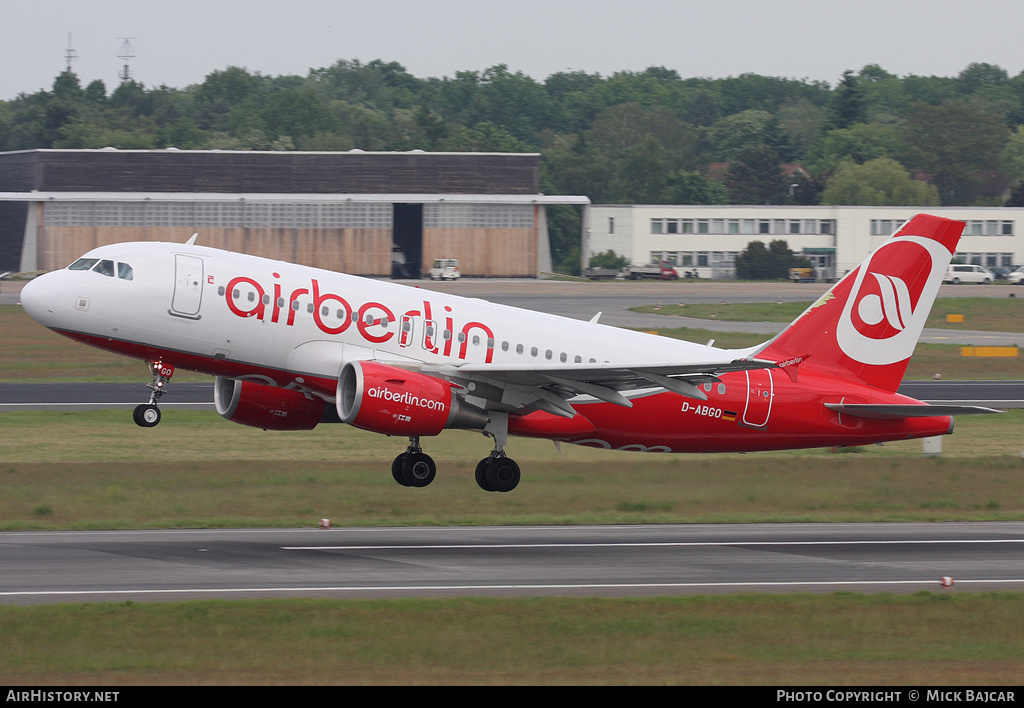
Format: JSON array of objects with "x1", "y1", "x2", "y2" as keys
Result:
[{"x1": 758, "y1": 214, "x2": 964, "y2": 392}]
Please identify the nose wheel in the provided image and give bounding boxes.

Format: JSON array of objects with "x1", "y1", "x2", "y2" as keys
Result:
[
  {"x1": 132, "y1": 403, "x2": 161, "y2": 427},
  {"x1": 133, "y1": 361, "x2": 174, "y2": 428}
]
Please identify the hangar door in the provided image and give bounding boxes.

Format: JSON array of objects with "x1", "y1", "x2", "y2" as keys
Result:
[{"x1": 392, "y1": 204, "x2": 423, "y2": 279}]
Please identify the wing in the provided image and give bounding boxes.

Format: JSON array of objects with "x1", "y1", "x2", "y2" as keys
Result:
[{"x1": 402, "y1": 357, "x2": 778, "y2": 419}]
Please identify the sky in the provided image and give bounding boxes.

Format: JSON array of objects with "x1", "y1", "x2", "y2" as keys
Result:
[{"x1": 5, "y1": 0, "x2": 1024, "y2": 100}]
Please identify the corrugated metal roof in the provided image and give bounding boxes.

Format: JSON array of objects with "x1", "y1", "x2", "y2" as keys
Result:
[{"x1": 0, "y1": 192, "x2": 589, "y2": 204}]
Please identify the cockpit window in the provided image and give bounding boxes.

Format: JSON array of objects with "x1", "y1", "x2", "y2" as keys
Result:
[
  {"x1": 92, "y1": 260, "x2": 116, "y2": 277},
  {"x1": 67, "y1": 257, "x2": 134, "y2": 280}
]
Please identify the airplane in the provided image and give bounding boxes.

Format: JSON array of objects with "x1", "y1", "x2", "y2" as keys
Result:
[{"x1": 18, "y1": 213, "x2": 999, "y2": 492}]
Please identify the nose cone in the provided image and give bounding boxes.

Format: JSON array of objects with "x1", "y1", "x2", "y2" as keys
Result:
[{"x1": 20, "y1": 273, "x2": 61, "y2": 326}]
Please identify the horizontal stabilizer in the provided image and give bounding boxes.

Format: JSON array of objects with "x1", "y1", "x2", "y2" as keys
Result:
[{"x1": 825, "y1": 403, "x2": 1003, "y2": 420}]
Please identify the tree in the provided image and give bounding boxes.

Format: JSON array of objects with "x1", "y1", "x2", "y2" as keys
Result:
[
  {"x1": 707, "y1": 109, "x2": 774, "y2": 161},
  {"x1": 726, "y1": 144, "x2": 786, "y2": 204},
  {"x1": 735, "y1": 239, "x2": 810, "y2": 280},
  {"x1": 662, "y1": 170, "x2": 729, "y2": 204},
  {"x1": 900, "y1": 99, "x2": 1009, "y2": 204},
  {"x1": 829, "y1": 70, "x2": 866, "y2": 129},
  {"x1": 588, "y1": 250, "x2": 628, "y2": 269},
  {"x1": 821, "y1": 158, "x2": 940, "y2": 205},
  {"x1": 805, "y1": 122, "x2": 900, "y2": 175},
  {"x1": 546, "y1": 204, "x2": 582, "y2": 275}
]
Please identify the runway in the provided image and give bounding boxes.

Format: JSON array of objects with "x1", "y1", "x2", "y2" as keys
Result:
[{"x1": 2, "y1": 523, "x2": 1022, "y2": 604}]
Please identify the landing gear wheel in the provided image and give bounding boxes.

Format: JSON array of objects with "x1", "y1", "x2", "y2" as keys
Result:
[
  {"x1": 133, "y1": 404, "x2": 161, "y2": 428},
  {"x1": 401, "y1": 452, "x2": 436, "y2": 488},
  {"x1": 484, "y1": 456, "x2": 520, "y2": 493},
  {"x1": 475, "y1": 458, "x2": 491, "y2": 491},
  {"x1": 392, "y1": 453, "x2": 409, "y2": 486}
]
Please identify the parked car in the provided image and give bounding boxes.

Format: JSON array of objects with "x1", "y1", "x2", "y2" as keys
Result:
[
  {"x1": 428, "y1": 258, "x2": 461, "y2": 281},
  {"x1": 624, "y1": 261, "x2": 679, "y2": 280},
  {"x1": 1006, "y1": 265, "x2": 1024, "y2": 285},
  {"x1": 943, "y1": 264, "x2": 995, "y2": 284}
]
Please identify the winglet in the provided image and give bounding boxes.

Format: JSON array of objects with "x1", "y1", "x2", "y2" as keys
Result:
[{"x1": 186, "y1": 233, "x2": 198, "y2": 246}]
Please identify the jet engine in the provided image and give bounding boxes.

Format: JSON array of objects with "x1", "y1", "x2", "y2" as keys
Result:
[
  {"x1": 214, "y1": 377, "x2": 326, "y2": 431},
  {"x1": 337, "y1": 360, "x2": 488, "y2": 436}
]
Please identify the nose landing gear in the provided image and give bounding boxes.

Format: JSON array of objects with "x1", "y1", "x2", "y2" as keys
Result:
[{"x1": 133, "y1": 361, "x2": 174, "y2": 427}]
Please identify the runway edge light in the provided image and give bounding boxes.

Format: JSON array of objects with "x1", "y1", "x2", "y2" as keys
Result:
[{"x1": 940, "y1": 576, "x2": 954, "y2": 588}]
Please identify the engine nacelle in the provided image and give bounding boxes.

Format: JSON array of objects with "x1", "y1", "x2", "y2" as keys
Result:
[
  {"x1": 337, "y1": 360, "x2": 488, "y2": 436},
  {"x1": 214, "y1": 377, "x2": 326, "y2": 431}
]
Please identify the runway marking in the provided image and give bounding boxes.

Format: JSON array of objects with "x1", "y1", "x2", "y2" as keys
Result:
[
  {"x1": 3, "y1": 578, "x2": 1024, "y2": 599},
  {"x1": 283, "y1": 539, "x2": 1024, "y2": 551}
]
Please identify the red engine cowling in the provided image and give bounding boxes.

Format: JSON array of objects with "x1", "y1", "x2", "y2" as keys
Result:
[
  {"x1": 336, "y1": 360, "x2": 488, "y2": 436},
  {"x1": 214, "y1": 377, "x2": 326, "y2": 431}
]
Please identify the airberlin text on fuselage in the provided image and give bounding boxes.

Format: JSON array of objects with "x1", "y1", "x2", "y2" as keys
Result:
[{"x1": 223, "y1": 274, "x2": 496, "y2": 362}]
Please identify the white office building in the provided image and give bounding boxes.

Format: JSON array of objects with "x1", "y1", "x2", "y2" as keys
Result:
[{"x1": 586, "y1": 205, "x2": 1024, "y2": 280}]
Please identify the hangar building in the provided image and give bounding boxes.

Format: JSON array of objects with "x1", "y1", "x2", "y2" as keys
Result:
[{"x1": 0, "y1": 149, "x2": 589, "y2": 277}]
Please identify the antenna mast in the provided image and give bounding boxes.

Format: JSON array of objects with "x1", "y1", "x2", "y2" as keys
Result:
[
  {"x1": 64, "y1": 33, "x2": 77, "y2": 73},
  {"x1": 117, "y1": 37, "x2": 135, "y2": 83}
]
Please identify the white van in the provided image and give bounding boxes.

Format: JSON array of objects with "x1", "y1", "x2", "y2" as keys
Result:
[
  {"x1": 943, "y1": 264, "x2": 994, "y2": 284},
  {"x1": 429, "y1": 258, "x2": 460, "y2": 281}
]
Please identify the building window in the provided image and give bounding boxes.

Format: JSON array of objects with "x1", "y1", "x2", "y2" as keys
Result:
[
  {"x1": 608, "y1": 217, "x2": 614, "y2": 234},
  {"x1": 682, "y1": 220, "x2": 694, "y2": 233},
  {"x1": 697, "y1": 220, "x2": 709, "y2": 234},
  {"x1": 650, "y1": 219, "x2": 663, "y2": 234},
  {"x1": 666, "y1": 219, "x2": 679, "y2": 234},
  {"x1": 759, "y1": 220, "x2": 770, "y2": 234},
  {"x1": 820, "y1": 220, "x2": 833, "y2": 235},
  {"x1": 1002, "y1": 221, "x2": 1013, "y2": 235}
]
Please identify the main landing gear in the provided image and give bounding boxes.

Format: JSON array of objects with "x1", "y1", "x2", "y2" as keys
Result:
[
  {"x1": 475, "y1": 411, "x2": 520, "y2": 492},
  {"x1": 133, "y1": 361, "x2": 174, "y2": 428},
  {"x1": 390, "y1": 416, "x2": 522, "y2": 493},
  {"x1": 391, "y1": 437, "x2": 437, "y2": 488},
  {"x1": 474, "y1": 453, "x2": 521, "y2": 493}
]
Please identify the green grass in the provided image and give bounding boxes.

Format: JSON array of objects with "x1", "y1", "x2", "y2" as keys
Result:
[
  {"x1": 1, "y1": 594, "x2": 1021, "y2": 685},
  {"x1": 2, "y1": 410, "x2": 1022, "y2": 530}
]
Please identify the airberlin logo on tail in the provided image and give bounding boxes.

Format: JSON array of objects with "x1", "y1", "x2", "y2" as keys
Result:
[{"x1": 836, "y1": 235, "x2": 950, "y2": 366}]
